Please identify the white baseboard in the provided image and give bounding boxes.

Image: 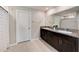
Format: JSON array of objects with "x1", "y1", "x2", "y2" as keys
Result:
[
  {"x1": 0, "y1": 48, "x2": 8, "y2": 52},
  {"x1": 9, "y1": 43, "x2": 18, "y2": 47},
  {"x1": 9, "y1": 38, "x2": 40, "y2": 47},
  {"x1": 32, "y1": 38, "x2": 40, "y2": 41}
]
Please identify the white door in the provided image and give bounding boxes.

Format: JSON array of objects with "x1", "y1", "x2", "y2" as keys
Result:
[{"x1": 16, "y1": 9, "x2": 31, "y2": 43}]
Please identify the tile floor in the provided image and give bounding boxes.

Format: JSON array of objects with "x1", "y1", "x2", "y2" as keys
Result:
[{"x1": 6, "y1": 39, "x2": 58, "y2": 52}]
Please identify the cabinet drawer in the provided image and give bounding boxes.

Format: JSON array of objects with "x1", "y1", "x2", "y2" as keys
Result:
[
  {"x1": 62, "y1": 39, "x2": 76, "y2": 52},
  {"x1": 62, "y1": 35, "x2": 76, "y2": 44}
]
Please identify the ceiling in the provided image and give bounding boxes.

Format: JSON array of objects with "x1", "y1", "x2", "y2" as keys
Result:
[{"x1": 27, "y1": 6, "x2": 58, "y2": 12}]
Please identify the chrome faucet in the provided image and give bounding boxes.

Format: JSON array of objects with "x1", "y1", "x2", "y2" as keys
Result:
[{"x1": 53, "y1": 25, "x2": 58, "y2": 30}]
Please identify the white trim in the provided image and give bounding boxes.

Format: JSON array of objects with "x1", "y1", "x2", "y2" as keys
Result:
[
  {"x1": 9, "y1": 43, "x2": 18, "y2": 47},
  {"x1": 9, "y1": 38, "x2": 39, "y2": 47},
  {"x1": 32, "y1": 38, "x2": 39, "y2": 41}
]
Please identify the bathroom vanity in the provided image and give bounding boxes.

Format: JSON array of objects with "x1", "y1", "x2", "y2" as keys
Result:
[{"x1": 40, "y1": 26, "x2": 79, "y2": 52}]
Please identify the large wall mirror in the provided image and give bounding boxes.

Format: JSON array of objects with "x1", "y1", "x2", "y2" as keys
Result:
[{"x1": 60, "y1": 12, "x2": 78, "y2": 30}]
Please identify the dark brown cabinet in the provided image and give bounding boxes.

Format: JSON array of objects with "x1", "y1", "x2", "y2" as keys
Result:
[{"x1": 40, "y1": 28, "x2": 78, "y2": 52}]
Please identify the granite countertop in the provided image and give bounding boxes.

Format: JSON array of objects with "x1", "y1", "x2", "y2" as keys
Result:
[{"x1": 41, "y1": 27, "x2": 79, "y2": 39}]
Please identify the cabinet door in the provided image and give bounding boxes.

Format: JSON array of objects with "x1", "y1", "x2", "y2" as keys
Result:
[
  {"x1": 47, "y1": 32, "x2": 59, "y2": 50},
  {"x1": 40, "y1": 29, "x2": 48, "y2": 41},
  {"x1": 45, "y1": 31, "x2": 52, "y2": 42},
  {"x1": 62, "y1": 36, "x2": 76, "y2": 52},
  {"x1": 40, "y1": 29, "x2": 43, "y2": 39}
]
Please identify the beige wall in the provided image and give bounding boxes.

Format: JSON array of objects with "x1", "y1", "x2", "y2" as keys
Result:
[{"x1": 31, "y1": 10, "x2": 45, "y2": 39}]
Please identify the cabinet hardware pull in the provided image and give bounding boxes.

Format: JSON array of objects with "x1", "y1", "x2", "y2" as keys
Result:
[{"x1": 59, "y1": 40, "x2": 62, "y2": 44}]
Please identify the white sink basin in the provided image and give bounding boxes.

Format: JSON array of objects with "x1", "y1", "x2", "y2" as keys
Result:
[{"x1": 57, "y1": 30, "x2": 72, "y2": 34}]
